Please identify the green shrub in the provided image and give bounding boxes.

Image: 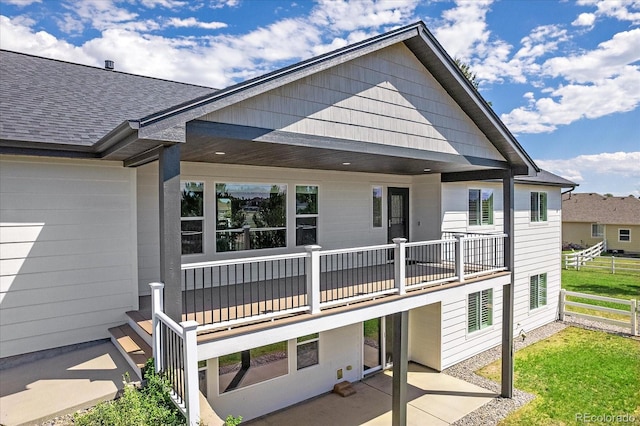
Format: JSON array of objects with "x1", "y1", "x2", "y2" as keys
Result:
[
  {"x1": 224, "y1": 414, "x2": 243, "y2": 425},
  {"x1": 74, "y1": 359, "x2": 185, "y2": 426}
]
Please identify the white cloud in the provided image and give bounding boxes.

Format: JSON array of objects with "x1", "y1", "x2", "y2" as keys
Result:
[
  {"x1": 2, "y1": 0, "x2": 41, "y2": 5},
  {"x1": 577, "y1": 0, "x2": 640, "y2": 24},
  {"x1": 209, "y1": 0, "x2": 240, "y2": 9},
  {"x1": 167, "y1": 17, "x2": 227, "y2": 30},
  {"x1": 537, "y1": 152, "x2": 640, "y2": 196},
  {"x1": 141, "y1": 0, "x2": 187, "y2": 8},
  {"x1": 572, "y1": 12, "x2": 596, "y2": 27},
  {"x1": 310, "y1": 0, "x2": 418, "y2": 32},
  {"x1": 502, "y1": 28, "x2": 640, "y2": 134}
]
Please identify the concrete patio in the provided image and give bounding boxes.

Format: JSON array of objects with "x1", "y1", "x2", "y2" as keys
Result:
[
  {"x1": 247, "y1": 363, "x2": 497, "y2": 425},
  {"x1": 0, "y1": 341, "x2": 134, "y2": 426}
]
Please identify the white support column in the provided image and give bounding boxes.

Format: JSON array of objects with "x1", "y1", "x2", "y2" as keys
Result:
[
  {"x1": 393, "y1": 238, "x2": 407, "y2": 295},
  {"x1": 455, "y1": 234, "x2": 465, "y2": 283},
  {"x1": 559, "y1": 289, "x2": 566, "y2": 322},
  {"x1": 150, "y1": 282, "x2": 165, "y2": 373},
  {"x1": 181, "y1": 320, "x2": 200, "y2": 426},
  {"x1": 305, "y1": 245, "x2": 322, "y2": 314}
]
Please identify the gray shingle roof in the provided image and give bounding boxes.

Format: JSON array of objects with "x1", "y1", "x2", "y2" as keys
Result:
[
  {"x1": 562, "y1": 192, "x2": 640, "y2": 225},
  {"x1": 0, "y1": 50, "x2": 215, "y2": 146},
  {"x1": 515, "y1": 170, "x2": 576, "y2": 188}
]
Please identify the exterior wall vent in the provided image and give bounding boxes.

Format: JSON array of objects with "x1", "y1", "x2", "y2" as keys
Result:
[{"x1": 104, "y1": 60, "x2": 114, "y2": 70}]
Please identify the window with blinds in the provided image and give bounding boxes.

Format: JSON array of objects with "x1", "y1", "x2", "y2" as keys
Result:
[
  {"x1": 529, "y1": 273, "x2": 547, "y2": 310},
  {"x1": 468, "y1": 289, "x2": 493, "y2": 333},
  {"x1": 469, "y1": 189, "x2": 494, "y2": 226},
  {"x1": 530, "y1": 192, "x2": 548, "y2": 222}
]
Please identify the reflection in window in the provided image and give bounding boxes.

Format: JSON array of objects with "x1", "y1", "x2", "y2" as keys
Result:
[
  {"x1": 296, "y1": 185, "x2": 318, "y2": 246},
  {"x1": 372, "y1": 186, "x2": 383, "y2": 228},
  {"x1": 216, "y1": 183, "x2": 287, "y2": 252},
  {"x1": 530, "y1": 192, "x2": 548, "y2": 222},
  {"x1": 469, "y1": 189, "x2": 493, "y2": 226},
  {"x1": 181, "y1": 182, "x2": 204, "y2": 255},
  {"x1": 218, "y1": 341, "x2": 288, "y2": 393},
  {"x1": 297, "y1": 333, "x2": 319, "y2": 370}
]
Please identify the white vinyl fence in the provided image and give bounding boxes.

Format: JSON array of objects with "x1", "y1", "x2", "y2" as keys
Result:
[
  {"x1": 564, "y1": 241, "x2": 605, "y2": 270},
  {"x1": 559, "y1": 289, "x2": 638, "y2": 336}
]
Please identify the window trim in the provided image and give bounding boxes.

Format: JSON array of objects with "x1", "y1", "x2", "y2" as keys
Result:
[
  {"x1": 619, "y1": 228, "x2": 631, "y2": 242},
  {"x1": 530, "y1": 191, "x2": 548, "y2": 223},
  {"x1": 591, "y1": 223, "x2": 604, "y2": 238},
  {"x1": 372, "y1": 185, "x2": 383, "y2": 229},
  {"x1": 295, "y1": 184, "x2": 319, "y2": 246},
  {"x1": 529, "y1": 272, "x2": 548, "y2": 311},
  {"x1": 468, "y1": 188, "x2": 494, "y2": 227},
  {"x1": 467, "y1": 288, "x2": 493, "y2": 335},
  {"x1": 180, "y1": 181, "x2": 205, "y2": 256},
  {"x1": 296, "y1": 333, "x2": 320, "y2": 370}
]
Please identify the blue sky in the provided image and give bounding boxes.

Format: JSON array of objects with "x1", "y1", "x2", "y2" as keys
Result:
[{"x1": 1, "y1": 0, "x2": 638, "y2": 196}]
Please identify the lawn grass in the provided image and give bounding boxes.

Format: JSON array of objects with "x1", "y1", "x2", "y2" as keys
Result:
[{"x1": 478, "y1": 327, "x2": 640, "y2": 425}]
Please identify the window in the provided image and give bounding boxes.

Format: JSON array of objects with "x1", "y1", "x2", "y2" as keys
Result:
[
  {"x1": 591, "y1": 224, "x2": 604, "y2": 238},
  {"x1": 296, "y1": 333, "x2": 319, "y2": 370},
  {"x1": 619, "y1": 229, "x2": 631, "y2": 242},
  {"x1": 218, "y1": 341, "x2": 288, "y2": 394},
  {"x1": 468, "y1": 289, "x2": 493, "y2": 333},
  {"x1": 469, "y1": 189, "x2": 494, "y2": 226},
  {"x1": 215, "y1": 183, "x2": 287, "y2": 252},
  {"x1": 296, "y1": 185, "x2": 318, "y2": 246},
  {"x1": 181, "y1": 182, "x2": 204, "y2": 255},
  {"x1": 530, "y1": 192, "x2": 548, "y2": 222},
  {"x1": 529, "y1": 273, "x2": 547, "y2": 310},
  {"x1": 372, "y1": 186, "x2": 383, "y2": 228}
]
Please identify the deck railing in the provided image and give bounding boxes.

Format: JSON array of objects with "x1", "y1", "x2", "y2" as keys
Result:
[
  {"x1": 179, "y1": 234, "x2": 507, "y2": 331},
  {"x1": 150, "y1": 283, "x2": 200, "y2": 425}
]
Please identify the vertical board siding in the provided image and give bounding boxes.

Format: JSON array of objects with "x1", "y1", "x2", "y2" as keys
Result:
[
  {"x1": 0, "y1": 156, "x2": 137, "y2": 358},
  {"x1": 202, "y1": 44, "x2": 504, "y2": 162}
]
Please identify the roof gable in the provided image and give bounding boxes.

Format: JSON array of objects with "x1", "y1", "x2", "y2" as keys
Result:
[
  {"x1": 200, "y1": 43, "x2": 505, "y2": 163},
  {"x1": 562, "y1": 193, "x2": 640, "y2": 225}
]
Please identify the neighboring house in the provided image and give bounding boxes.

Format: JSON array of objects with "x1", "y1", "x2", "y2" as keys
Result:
[
  {"x1": 1, "y1": 22, "x2": 575, "y2": 422},
  {"x1": 562, "y1": 193, "x2": 640, "y2": 254}
]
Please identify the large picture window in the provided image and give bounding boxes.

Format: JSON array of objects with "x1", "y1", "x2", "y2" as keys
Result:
[
  {"x1": 469, "y1": 189, "x2": 493, "y2": 226},
  {"x1": 181, "y1": 182, "x2": 204, "y2": 255},
  {"x1": 530, "y1": 192, "x2": 548, "y2": 222},
  {"x1": 296, "y1": 185, "x2": 318, "y2": 246},
  {"x1": 468, "y1": 289, "x2": 493, "y2": 333},
  {"x1": 216, "y1": 183, "x2": 287, "y2": 252},
  {"x1": 529, "y1": 273, "x2": 547, "y2": 310}
]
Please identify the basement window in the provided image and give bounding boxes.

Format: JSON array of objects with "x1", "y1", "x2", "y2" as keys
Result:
[
  {"x1": 218, "y1": 341, "x2": 288, "y2": 394},
  {"x1": 296, "y1": 333, "x2": 319, "y2": 370}
]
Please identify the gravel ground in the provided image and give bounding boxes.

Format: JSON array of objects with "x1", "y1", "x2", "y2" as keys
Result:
[
  {"x1": 37, "y1": 317, "x2": 635, "y2": 426},
  {"x1": 447, "y1": 316, "x2": 637, "y2": 426}
]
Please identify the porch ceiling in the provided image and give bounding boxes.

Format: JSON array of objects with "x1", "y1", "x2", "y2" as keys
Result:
[{"x1": 172, "y1": 120, "x2": 508, "y2": 176}]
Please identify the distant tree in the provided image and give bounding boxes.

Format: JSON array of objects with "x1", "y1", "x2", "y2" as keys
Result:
[
  {"x1": 629, "y1": 194, "x2": 635, "y2": 198},
  {"x1": 454, "y1": 58, "x2": 479, "y2": 89},
  {"x1": 604, "y1": 193, "x2": 613, "y2": 197},
  {"x1": 454, "y1": 58, "x2": 491, "y2": 106}
]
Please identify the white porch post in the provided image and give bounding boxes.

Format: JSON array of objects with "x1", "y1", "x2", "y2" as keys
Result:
[
  {"x1": 181, "y1": 320, "x2": 200, "y2": 426},
  {"x1": 455, "y1": 234, "x2": 465, "y2": 283},
  {"x1": 393, "y1": 238, "x2": 407, "y2": 295},
  {"x1": 150, "y1": 282, "x2": 165, "y2": 373},
  {"x1": 305, "y1": 245, "x2": 322, "y2": 314}
]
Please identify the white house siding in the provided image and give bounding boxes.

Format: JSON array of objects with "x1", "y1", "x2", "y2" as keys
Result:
[
  {"x1": 0, "y1": 156, "x2": 138, "y2": 358},
  {"x1": 137, "y1": 162, "x2": 448, "y2": 294},
  {"x1": 201, "y1": 44, "x2": 504, "y2": 163},
  {"x1": 439, "y1": 181, "x2": 563, "y2": 366},
  {"x1": 206, "y1": 323, "x2": 362, "y2": 422},
  {"x1": 408, "y1": 303, "x2": 441, "y2": 370}
]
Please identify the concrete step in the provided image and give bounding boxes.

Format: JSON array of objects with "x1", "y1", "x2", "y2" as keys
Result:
[
  {"x1": 332, "y1": 381, "x2": 356, "y2": 397},
  {"x1": 108, "y1": 324, "x2": 152, "y2": 380},
  {"x1": 126, "y1": 310, "x2": 153, "y2": 346}
]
